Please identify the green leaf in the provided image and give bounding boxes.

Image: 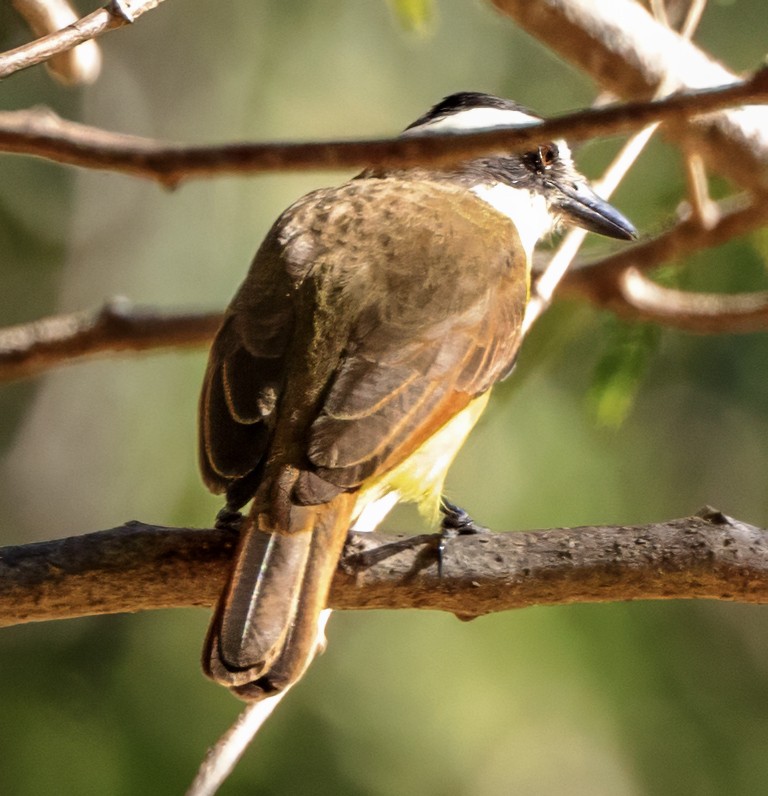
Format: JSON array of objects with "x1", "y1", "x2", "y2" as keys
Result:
[
  {"x1": 587, "y1": 319, "x2": 661, "y2": 428},
  {"x1": 387, "y1": 0, "x2": 437, "y2": 36}
]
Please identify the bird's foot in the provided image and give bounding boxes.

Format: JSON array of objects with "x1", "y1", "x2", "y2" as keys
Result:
[
  {"x1": 437, "y1": 497, "x2": 489, "y2": 578},
  {"x1": 214, "y1": 505, "x2": 245, "y2": 533}
]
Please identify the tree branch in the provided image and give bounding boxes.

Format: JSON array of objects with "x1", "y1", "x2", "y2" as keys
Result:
[
  {"x1": 0, "y1": 299, "x2": 221, "y2": 382},
  {"x1": 1, "y1": 508, "x2": 766, "y2": 629},
  {"x1": 0, "y1": 0, "x2": 165, "y2": 80},
  {"x1": 492, "y1": 0, "x2": 768, "y2": 193},
  {"x1": 11, "y1": 0, "x2": 103, "y2": 84},
  {"x1": 609, "y1": 268, "x2": 768, "y2": 334},
  {"x1": 1, "y1": 70, "x2": 766, "y2": 187},
  {"x1": 562, "y1": 194, "x2": 768, "y2": 332}
]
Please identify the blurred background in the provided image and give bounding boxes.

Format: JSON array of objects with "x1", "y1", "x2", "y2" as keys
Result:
[{"x1": 1, "y1": 1, "x2": 767, "y2": 793}]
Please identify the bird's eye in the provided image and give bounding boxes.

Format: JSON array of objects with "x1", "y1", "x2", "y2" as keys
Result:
[
  {"x1": 538, "y1": 143, "x2": 558, "y2": 168},
  {"x1": 524, "y1": 142, "x2": 559, "y2": 174}
]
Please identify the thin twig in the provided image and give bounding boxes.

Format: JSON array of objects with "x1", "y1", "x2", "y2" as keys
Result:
[
  {"x1": 683, "y1": 151, "x2": 719, "y2": 229},
  {"x1": 679, "y1": 0, "x2": 708, "y2": 40},
  {"x1": 10, "y1": 0, "x2": 102, "y2": 84},
  {"x1": 616, "y1": 268, "x2": 768, "y2": 333},
  {"x1": 186, "y1": 693, "x2": 293, "y2": 796},
  {"x1": 0, "y1": 0, "x2": 165, "y2": 80},
  {"x1": 1, "y1": 70, "x2": 767, "y2": 187}
]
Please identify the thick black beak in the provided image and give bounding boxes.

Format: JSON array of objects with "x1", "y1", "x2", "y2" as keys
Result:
[{"x1": 550, "y1": 179, "x2": 637, "y2": 241}]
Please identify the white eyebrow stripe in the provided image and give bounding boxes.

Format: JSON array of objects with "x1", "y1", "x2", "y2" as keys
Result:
[{"x1": 404, "y1": 106, "x2": 542, "y2": 134}]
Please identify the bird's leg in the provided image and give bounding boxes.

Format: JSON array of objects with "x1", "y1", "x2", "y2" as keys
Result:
[{"x1": 437, "y1": 497, "x2": 489, "y2": 577}]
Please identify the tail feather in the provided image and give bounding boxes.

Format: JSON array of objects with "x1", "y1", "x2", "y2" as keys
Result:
[{"x1": 203, "y1": 493, "x2": 355, "y2": 699}]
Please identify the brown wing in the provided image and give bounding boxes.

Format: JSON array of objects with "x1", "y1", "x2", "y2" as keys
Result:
[
  {"x1": 302, "y1": 178, "x2": 529, "y2": 491},
  {"x1": 198, "y1": 188, "x2": 328, "y2": 499},
  {"x1": 199, "y1": 177, "x2": 529, "y2": 510}
]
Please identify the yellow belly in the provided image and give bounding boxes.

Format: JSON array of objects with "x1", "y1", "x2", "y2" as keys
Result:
[{"x1": 354, "y1": 392, "x2": 490, "y2": 528}]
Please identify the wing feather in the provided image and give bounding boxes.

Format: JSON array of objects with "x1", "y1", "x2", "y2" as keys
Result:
[
  {"x1": 197, "y1": 191, "x2": 325, "y2": 498},
  {"x1": 199, "y1": 177, "x2": 530, "y2": 510},
  {"x1": 199, "y1": 361, "x2": 269, "y2": 487}
]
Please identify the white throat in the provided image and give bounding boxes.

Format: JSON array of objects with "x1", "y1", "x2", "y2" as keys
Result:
[
  {"x1": 471, "y1": 183, "x2": 553, "y2": 261},
  {"x1": 402, "y1": 103, "x2": 567, "y2": 260}
]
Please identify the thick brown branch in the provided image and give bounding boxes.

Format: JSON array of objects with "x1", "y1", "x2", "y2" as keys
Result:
[
  {"x1": 0, "y1": 0, "x2": 164, "y2": 80},
  {"x1": 0, "y1": 299, "x2": 221, "y2": 381},
  {"x1": 492, "y1": 0, "x2": 768, "y2": 192},
  {"x1": 1, "y1": 72, "x2": 767, "y2": 186},
  {"x1": 1, "y1": 508, "x2": 766, "y2": 628}
]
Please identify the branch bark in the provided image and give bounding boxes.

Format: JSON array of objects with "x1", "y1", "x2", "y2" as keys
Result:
[
  {"x1": 1, "y1": 71, "x2": 766, "y2": 187},
  {"x1": 1, "y1": 508, "x2": 766, "y2": 628},
  {"x1": 491, "y1": 0, "x2": 768, "y2": 193},
  {"x1": 0, "y1": 0, "x2": 165, "y2": 80},
  {"x1": 562, "y1": 194, "x2": 768, "y2": 333},
  {"x1": 599, "y1": 268, "x2": 768, "y2": 334},
  {"x1": 0, "y1": 299, "x2": 221, "y2": 382}
]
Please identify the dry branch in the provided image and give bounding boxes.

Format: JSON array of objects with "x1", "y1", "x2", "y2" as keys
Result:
[
  {"x1": 11, "y1": 0, "x2": 102, "y2": 84},
  {"x1": 0, "y1": 0, "x2": 165, "y2": 80},
  {"x1": 1, "y1": 508, "x2": 766, "y2": 629},
  {"x1": 492, "y1": 0, "x2": 768, "y2": 193},
  {"x1": 563, "y1": 194, "x2": 768, "y2": 332},
  {"x1": 613, "y1": 269, "x2": 768, "y2": 334},
  {"x1": 1, "y1": 71, "x2": 767, "y2": 186},
  {"x1": 0, "y1": 299, "x2": 221, "y2": 382}
]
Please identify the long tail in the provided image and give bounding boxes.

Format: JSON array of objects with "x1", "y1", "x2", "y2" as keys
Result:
[{"x1": 203, "y1": 493, "x2": 356, "y2": 701}]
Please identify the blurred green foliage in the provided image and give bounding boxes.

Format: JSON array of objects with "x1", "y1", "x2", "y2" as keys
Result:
[
  {"x1": 388, "y1": 0, "x2": 437, "y2": 36},
  {"x1": 587, "y1": 320, "x2": 661, "y2": 429},
  {"x1": 1, "y1": 1, "x2": 767, "y2": 794}
]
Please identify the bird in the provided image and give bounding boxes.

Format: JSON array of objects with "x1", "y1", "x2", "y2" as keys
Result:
[{"x1": 198, "y1": 91, "x2": 637, "y2": 701}]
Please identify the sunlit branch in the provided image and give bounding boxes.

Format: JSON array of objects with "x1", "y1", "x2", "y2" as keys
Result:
[
  {"x1": 10, "y1": 0, "x2": 102, "y2": 84},
  {"x1": 491, "y1": 0, "x2": 768, "y2": 193},
  {"x1": 0, "y1": 0, "x2": 165, "y2": 80},
  {"x1": 682, "y1": 151, "x2": 720, "y2": 229},
  {"x1": 1, "y1": 69, "x2": 766, "y2": 187},
  {"x1": 0, "y1": 509, "x2": 766, "y2": 629},
  {"x1": 0, "y1": 299, "x2": 221, "y2": 382},
  {"x1": 614, "y1": 268, "x2": 768, "y2": 334},
  {"x1": 187, "y1": 693, "x2": 293, "y2": 796}
]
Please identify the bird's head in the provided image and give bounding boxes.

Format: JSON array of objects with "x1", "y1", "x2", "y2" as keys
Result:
[{"x1": 403, "y1": 92, "x2": 637, "y2": 252}]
